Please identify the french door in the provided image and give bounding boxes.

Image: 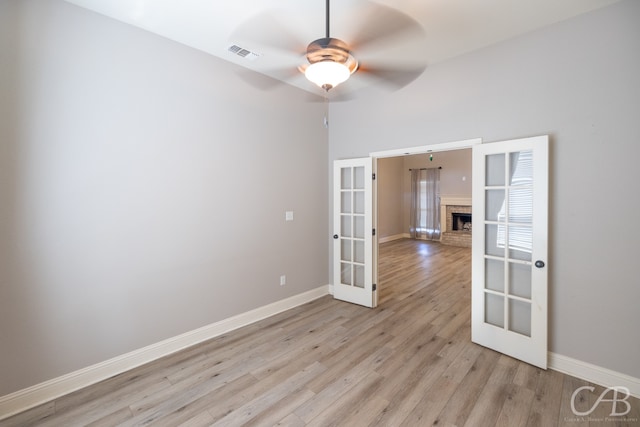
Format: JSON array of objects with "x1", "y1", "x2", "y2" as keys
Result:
[
  {"x1": 471, "y1": 135, "x2": 549, "y2": 369},
  {"x1": 332, "y1": 158, "x2": 377, "y2": 308}
]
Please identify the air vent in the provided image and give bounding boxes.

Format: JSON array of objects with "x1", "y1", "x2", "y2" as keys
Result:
[{"x1": 227, "y1": 44, "x2": 261, "y2": 61}]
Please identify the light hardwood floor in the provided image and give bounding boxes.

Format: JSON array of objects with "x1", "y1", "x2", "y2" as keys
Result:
[{"x1": 2, "y1": 239, "x2": 638, "y2": 426}]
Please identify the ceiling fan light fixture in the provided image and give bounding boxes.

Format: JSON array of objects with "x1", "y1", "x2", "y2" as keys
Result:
[
  {"x1": 304, "y1": 60, "x2": 351, "y2": 91},
  {"x1": 300, "y1": 36, "x2": 358, "y2": 92}
]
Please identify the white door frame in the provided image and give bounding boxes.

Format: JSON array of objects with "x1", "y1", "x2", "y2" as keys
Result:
[
  {"x1": 332, "y1": 138, "x2": 481, "y2": 301},
  {"x1": 370, "y1": 138, "x2": 482, "y2": 159},
  {"x1": 368, "y1": 137, "x2": 482, "y2": 294}
]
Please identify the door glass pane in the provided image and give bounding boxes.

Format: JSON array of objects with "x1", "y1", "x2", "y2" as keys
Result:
[
  {"x1": 486, "y1": 154, "x2": 505, "y2": 186},
  {"x1": 354, "y1": 216, "x2": 364, "y2": 239},
  {"x1": 354, "y1": 191, "x2": 365, "y2": 214},
  {"x1": 509, "y1": 187, "x2": 532, "y2": 224},
  {"x1": 354, "y1": 265, "x2": 365, "y2": 288},
  {"x1": 354, "y1": 166, "x2": 365, "y2": 189},
  {"x1": 341, "y1": 168, "x2": 352, "y2": 189},
  {"x1": 485, "y1": 293, "x2": 504, "y2": 328},
  {"x1": 485, "y1": 258, "x2": 504, "y2": 292},
  {"x1": 509, "y1": 150, "x2": 533, "y2": 186},
  {"x1": 354, "y1": 240, "x2": 365, "y2": 264},
  {"x1": 485, "y1": 224, "x2": 504, "y2": 257},
  {"x1": 486, "y1": 189, "x2": 505, "y2": 222},
  {"x1": 509, "y1": 262, "x2": 531, "y2": 299},
  {"x1": 341, "y1": 215, "x2": 351, "y2": 237},
  {"x1": 341, "y1": 263, "x2": 351, "y2": 286},
  {"x1": 508, "y1": 225, "x2": 532, "y2": 261},
  {"x1": 340, "y1": 239, "x2": 352, "y2": 262},
  {"x1": 341, "y1": 192, "x2": 351, "y2": 214},
  {"x1": 508, "y1": 299, "x2": 531, "y2": 337}
]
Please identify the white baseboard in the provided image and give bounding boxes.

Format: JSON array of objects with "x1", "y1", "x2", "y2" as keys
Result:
[
  {"x1": 0, "y1": 285, "x2": 330, "y2": 421},
  {"x1": 379, "y1": 233, "x2": 410, "y2": 243},
  {"x1": 549, "y1": 352, "x2": 640, "y2": 398}
]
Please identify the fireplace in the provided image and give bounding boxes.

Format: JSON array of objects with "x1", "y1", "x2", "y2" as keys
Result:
[
  {"x1": 452, "y1": 213, "x2": 472, "y2": 231},
  {"x1": 445, "y1": 205, "x2": 472, "y2": 233},
  {"x1": 440, "y1": 201, "x2": 472, "y2": 248}
]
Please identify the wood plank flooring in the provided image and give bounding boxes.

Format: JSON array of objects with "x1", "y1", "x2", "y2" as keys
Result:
[{"x1": 2, "y1": 239, "x2": 639, "y2": 426}]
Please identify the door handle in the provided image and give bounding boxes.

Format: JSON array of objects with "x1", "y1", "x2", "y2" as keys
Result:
[
  {"x1": 535, "y1": 260, "x2": 545, "y2": 268},
  {"x1": 333, "y1": 234, "x2": 339, "y2": 239}
]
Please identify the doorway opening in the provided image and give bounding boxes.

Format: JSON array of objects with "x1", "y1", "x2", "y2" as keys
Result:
[{"x1": 370, "y1": 138, "x2": 480, "y2": 301}]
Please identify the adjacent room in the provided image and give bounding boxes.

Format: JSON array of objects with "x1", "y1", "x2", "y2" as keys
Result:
[{"x1": 1, "y1": 0, "x2": 639, "y2": 424}]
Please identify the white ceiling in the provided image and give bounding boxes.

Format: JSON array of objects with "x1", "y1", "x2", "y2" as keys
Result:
[{"x1": 64, "y1": 0, "x2": 621, "y2": 97}]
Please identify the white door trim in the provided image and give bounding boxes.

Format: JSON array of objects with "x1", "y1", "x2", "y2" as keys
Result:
[
  {"x1": 370, "y1": 138, "x2": 482, "y2": 158},
  {"x1": 369, "y1": 137, "x2": 481, "y2": 299}
]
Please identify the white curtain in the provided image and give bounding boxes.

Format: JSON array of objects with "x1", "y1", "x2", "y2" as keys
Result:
[{"x1": 410, "y1": 168, "x2": 441, "y2": 240}]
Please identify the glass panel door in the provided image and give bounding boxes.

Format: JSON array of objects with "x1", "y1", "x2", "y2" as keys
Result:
[
  {"x1": 472, "y1": 136, "x2": 548, "y2": 369},
  {"x1": 333, "y1": 158, "x2": 376, "y2": 307}
]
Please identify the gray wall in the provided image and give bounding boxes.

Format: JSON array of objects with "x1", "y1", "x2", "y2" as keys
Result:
[
  {"x1": 0, "y1": 0, "x2": 328, "y2": 396},
  {"x1": 330, "y1": 0, "x2": 640, "y2": 378}
]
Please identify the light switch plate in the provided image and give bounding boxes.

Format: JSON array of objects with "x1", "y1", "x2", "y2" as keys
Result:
[{"x1": 285, "y1": 211, "x2": 294, "y2": 221}]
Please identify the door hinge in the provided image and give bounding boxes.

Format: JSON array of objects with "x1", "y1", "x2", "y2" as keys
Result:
[
  {"x1": 372, "y1": 173, "x2": 376, "y2": 180},
  {"x1": 372, "y1": 284, "x2": 377, "y2": 291},
  {"x1": 372, "y1": 228, "x2": 376, "y2": 236}
]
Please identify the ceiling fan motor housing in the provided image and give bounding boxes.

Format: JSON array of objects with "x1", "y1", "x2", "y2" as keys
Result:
[
  {"x1": 307, "y1": 38, "x2": 347, "y2": 62},
  {"x1": 305, "y1": 37, "x2": 358, "y2": 72}
]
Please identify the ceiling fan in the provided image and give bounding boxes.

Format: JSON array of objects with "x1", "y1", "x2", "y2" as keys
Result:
[
  {"x1": 298, "y1": 0, "x2": 359, "y2": 92},
  {"x1": 232, "y1": 0, "x2": 427, "y2": 96}
]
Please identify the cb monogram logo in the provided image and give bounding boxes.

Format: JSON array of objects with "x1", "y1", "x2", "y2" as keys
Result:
[{"x1": 571, "y1": 386, "x2": 631, "y2": 417}]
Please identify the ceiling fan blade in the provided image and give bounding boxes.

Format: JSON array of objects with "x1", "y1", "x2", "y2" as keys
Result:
[
  {"x1": 234, "y1": 68, "x2": 290, "y2": 91},
  {"x1": 234, "y1": 67, "x2": 327, "y2": 103},
  {"x1": 234, "y1": 63, "x2": 307, "y2": 90},
  {"x1": 323, "y1": 87, "x2": 356, "y2": 103},
  {"x1": 357, "y1": 62, "x2": 427, "y2": 90},
  {"x1": 230, "y1": 10, "x2": 307, "y2": 55},
  {"x1": 348, "y1": 2, "x2": 425, "y2": 52}
]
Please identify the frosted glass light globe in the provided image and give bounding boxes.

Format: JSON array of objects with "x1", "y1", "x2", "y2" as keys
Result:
[{"x1": 304, "y1": 61, "x2": 351, "y2": 91}]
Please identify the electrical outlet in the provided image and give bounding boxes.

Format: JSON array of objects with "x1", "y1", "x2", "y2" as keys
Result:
[
  {"x1": 280, "y1": 275, "x2": 286, "y2": 286},
  {"x1": 285, "y1": 211, "x2": 294, "y2": 221}
]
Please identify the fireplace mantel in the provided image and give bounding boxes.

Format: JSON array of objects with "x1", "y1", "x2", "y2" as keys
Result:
[{"x1": 440, "y1": 196, "x2": 471, "y2": 206}]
